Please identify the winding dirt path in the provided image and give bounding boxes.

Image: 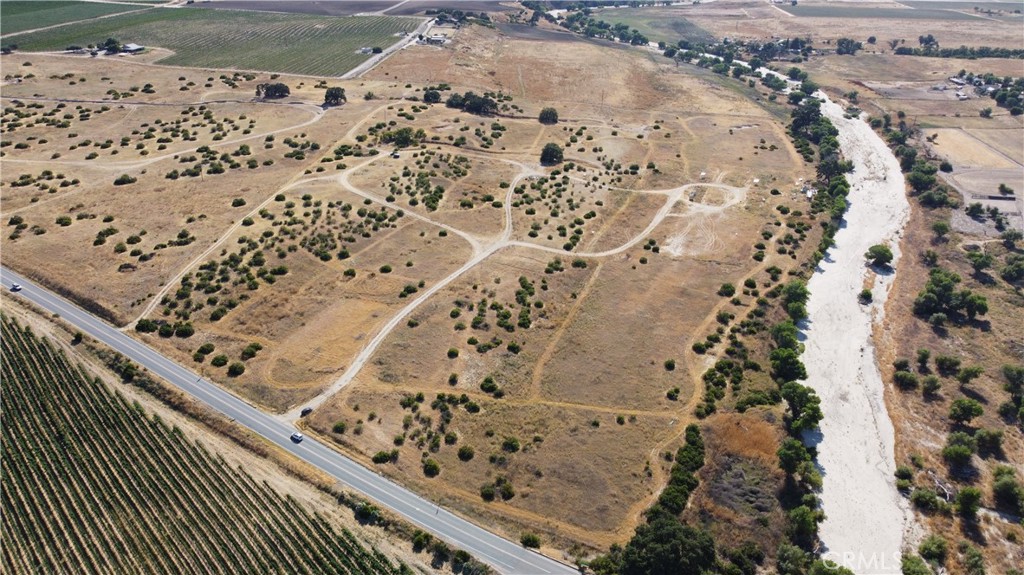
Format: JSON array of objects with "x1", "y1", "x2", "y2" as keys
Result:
[{"x1": 283, "y1": 175, "x2": 746, "y2": 418}]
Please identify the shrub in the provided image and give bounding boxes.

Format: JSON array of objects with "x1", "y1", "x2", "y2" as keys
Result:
[
  {"x1": 332, "y1": 421, "x2": 347, "y2": 434},
  {"x1": 520, "y1": 533, "x2": 541, "y2": 548},
  {"x1": 992, "y1": 466, "x2": 1024, "y2": 515},
  {"x1": 955, "y1": 366, "x2": 983, "y2": 385},
  {"x1": 865, "y1": 244, "x2": 893, "y2": 266},
  {"x1": 113, "y1": 174, "x2": 136, "y2": 185},
  {"x1": 916, "y1": 348, "x2": 930, "y2": 369},
  {"x1": 447, "y1": 348, "x2": 459, "y2": 359},
  {"x1": 956, "y1": 487, "x2": 982, "y2": 519},
  {"x1": 210, "y1": 354, "x2": 228, "y2": 367},
  {"x1": 423, "y1": 459, "x2": 440, "y2": 477},
  {"x1": 901, "y1": 555, "x2": 930, "y2": 575},
  {"x1": 960, "y1": 543, "x2": 984, "y2": 575},
  {"x1": 538, "y1": 108, "x2": 558, "y2": 124},
  {"x1": 718, "y1": 283, "x2": 736, "y2": 297},
  {"x1": 948, "y1": 398, "x2": 982, "y2": 424},
  {"x1": 918, "y1": 534, "x2": 947, "y2": 563},
  {"x1": 664, "y1": 359, "x2": 676, "y2": 371},
  {"x1": 240, "y1": 342, "x2": 263, "y2": 360},
  {"x1": 480, "y1": 484, "x2": 496, "y2": 501},
  {"x1": 935, "y1": 355, "x2": 961, "y2": 376},
  {"x1": 894, "y1": 371, "x2": 918, "y2": 390},
  {"x1": 227, "y1": 362, "x2": 245, "y2": 377},
  {"x1": 942, "y1": 431, "x2": 976, "y2": 467},
  {"x1": 502, "y1": 436, "x2": 520, "y2": 452},
  {"x1": 457, "y1": 445, "x2": 474, "y2": 461},
  {"x1": 910, "y1": 488, "x2": 942, "y2": 512},
  {"x1": 231, "y1": 198, "x2": 246, "y2": 207},
  {"x1": 135, "y1": 319, "x2": 158, "y2": 333},
  {"x1": 975, "y1": 428, "x2": 1003, "y2": 456}
]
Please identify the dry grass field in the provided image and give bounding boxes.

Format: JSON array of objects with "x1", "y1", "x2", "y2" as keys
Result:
[
  {"x1": 676, "y1": 0, "x2": 1024, "y2": 50},
  {"x1": 300, "y1": 23, "x2": 810, "y2": 547},
  {"x1": 2, "y1": 16, "x2": 811, "y2": 554}
]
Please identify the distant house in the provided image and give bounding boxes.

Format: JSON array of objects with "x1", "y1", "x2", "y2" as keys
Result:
[
  {"x1": 425, "y1": 35, "x2": 446, "y2": 45},
  {"x1": 122, "y1": 43, "x2": 144, "y2": 53}
]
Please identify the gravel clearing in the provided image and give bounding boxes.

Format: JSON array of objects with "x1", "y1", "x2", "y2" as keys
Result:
[{"x1": 800, "y1": 96, "x2": 919, "y2": 574}]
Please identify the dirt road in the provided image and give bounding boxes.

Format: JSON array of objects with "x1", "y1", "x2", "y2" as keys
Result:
[{"x1": 801, "y1": 95, "x2": 918, "y2": 574}]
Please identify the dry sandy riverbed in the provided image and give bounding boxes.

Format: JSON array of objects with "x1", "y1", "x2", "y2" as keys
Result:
[{"x1": 800, "y1": 96, "x2": 919, "y2": 574}]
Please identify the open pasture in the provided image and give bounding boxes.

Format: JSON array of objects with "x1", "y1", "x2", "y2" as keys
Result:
[{"x1": 9, "y1": 9, "x2": 420, "y2": 77}]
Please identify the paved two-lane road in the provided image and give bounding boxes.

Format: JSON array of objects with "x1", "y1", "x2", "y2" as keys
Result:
[{"x1": 0, "y1": 266, "x2": 576, "y2": 575}]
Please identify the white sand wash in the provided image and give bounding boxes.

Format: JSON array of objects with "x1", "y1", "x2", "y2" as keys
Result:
[{"x1": 799, "y1": 96, "x2": 918, "y2": 574}]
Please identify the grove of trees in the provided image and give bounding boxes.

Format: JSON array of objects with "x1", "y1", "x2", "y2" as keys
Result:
[
  {"x1": 445, "y1": 91, "x2": 498, "y2": 115},
  {"x1": 255, "y1": 83, "x2": 290, "y2": 99}
]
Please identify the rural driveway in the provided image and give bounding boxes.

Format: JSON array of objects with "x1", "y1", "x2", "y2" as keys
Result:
[
  {"x1": 342, "y1": 16, "x2": 433, "y2": 79},
  {"x1": 0, "y1": 265, "x2": 577, "y2": 575}
]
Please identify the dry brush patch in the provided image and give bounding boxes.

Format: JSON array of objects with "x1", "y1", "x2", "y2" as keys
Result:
[
  {"x1": 135, "y1": 182, "x2": 475, "y2": 411},
  {"x1": 2, "y1": 151, "x2": 307, "y2": 324},
  {"x1": 311, "y1": 382, "x2": 675, "y2": 546},
  {"x1": 685, "y1": 413, "x2": 788, "y2": 557}
]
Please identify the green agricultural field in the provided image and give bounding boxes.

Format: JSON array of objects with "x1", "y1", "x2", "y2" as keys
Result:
[
  {"x1": 592, "y1": 7, "x2": 714, "y2": 44},
  {"x1": 779, "y1": 4, "x2": 985, "y2": 19},
  {"x1": 9, "y1": 8, "x2": 420, "y2": 76},
  {"x1": 0, "y1": 316, "x2": 405, "y2": 574},
  {"x1": 0, "y1": 1, "x2": 147, "y2": 36}
]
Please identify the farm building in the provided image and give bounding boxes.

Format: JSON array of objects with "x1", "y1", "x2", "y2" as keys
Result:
[
  {"x1": 424, "y1": 35, "x2": 446, "y2": 45},
  {"x1": 122, "y1": 43, "x2": 144, "y2": 53}
]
